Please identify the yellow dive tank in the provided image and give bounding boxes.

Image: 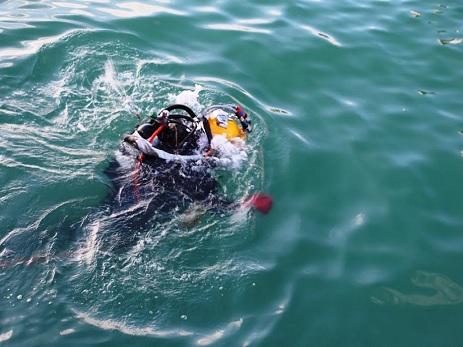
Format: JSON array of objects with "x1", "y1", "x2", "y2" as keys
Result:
[{"x1": 207, "y1": 109, "x2": 245, "y2": 141}]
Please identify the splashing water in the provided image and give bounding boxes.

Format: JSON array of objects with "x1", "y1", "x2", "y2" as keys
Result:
[
  {"x1": 168, "y1": 84, "x2": 203, "y2": 113},
  {"x1": 100, "y1": 59, "x2": 140, "y2": 115},
  {"x1": 210, "y1": 135, "x2": 248, "y2": 170}
]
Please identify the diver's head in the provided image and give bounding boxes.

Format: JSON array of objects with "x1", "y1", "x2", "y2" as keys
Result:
[{"x1": 137, "y1": 123, "x2": 156, "y2": 139}]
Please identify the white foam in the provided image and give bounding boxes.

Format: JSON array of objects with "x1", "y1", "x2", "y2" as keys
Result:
[
  {"x1": 210, "y1": 135, "x2": 248, "y2": 170},
  {"x1": 168, "y1": 84, "x2": 203, "y2": 113}
]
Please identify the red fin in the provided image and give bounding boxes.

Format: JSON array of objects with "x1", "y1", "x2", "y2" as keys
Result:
[{"x1": 246, "y1": 193, "x2": 273, "y2": 214}]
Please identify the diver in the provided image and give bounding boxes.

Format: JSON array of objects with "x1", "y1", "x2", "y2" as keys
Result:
[
  {"x1": 114, "y1": 104, "x2": 272, "y2": 215},
  {"x1": 123, "y1": 104, "x2": 251, "y2": 161}
]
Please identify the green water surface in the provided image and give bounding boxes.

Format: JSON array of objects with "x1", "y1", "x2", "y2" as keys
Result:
[{"x1": 1, "y1": 1, "x2": 463, "y2": 346}]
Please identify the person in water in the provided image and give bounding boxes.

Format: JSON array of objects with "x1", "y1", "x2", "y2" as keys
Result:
[{"x1": 108, "y1": 104, "x2": 272, "y2": 218}]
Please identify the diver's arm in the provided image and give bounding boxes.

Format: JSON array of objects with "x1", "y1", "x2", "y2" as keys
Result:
[
  {"x1": 123, "y1": 133, "x2": 161, "y2": 158},
  {"x1": 135, "y1": 138, "x2": 159, "y2": 157},
  {"x1": 136, "y1": 138, "x2": 205, "y2": 162}
]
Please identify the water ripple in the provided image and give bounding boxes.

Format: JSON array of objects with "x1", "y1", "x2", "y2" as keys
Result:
[
  {"x1": 205, "y1": 23, "x2": 271, "y2": 34},
  {"x1": 300, "y1": 24, "x2": 342, "y2": 46},
  {"x1": 96, "y1": 2, "x2": 185, "y2": 18}
]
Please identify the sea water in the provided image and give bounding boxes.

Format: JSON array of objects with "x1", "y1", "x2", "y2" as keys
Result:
[{"x1": 1, "y1": 1, "x2": 463, "y2": 346}]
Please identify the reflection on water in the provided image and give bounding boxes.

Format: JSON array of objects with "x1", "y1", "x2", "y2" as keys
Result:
[
  {"x1": 0, "y1": 0, "x2": 184, "y2": 28},
  {"x1": 96, "y1": 2, "x2": 185, "y2": 18},
  {"x1": 372, "y1": 270, "x2": 463, "y2": 307}
]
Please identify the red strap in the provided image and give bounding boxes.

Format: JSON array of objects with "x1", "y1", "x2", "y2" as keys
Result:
[{"x1": 133, "y1": 124, "x2": 165, "y2": 199}]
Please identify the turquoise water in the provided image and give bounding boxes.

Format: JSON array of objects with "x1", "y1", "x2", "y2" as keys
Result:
[{"x1": 1, "y1": 1, "x2": 463, "y2": 346}]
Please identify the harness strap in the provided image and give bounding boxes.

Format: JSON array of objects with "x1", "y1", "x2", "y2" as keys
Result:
[{"x1": 133, "y1": 124, "x2": 165, "y2": 200}]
